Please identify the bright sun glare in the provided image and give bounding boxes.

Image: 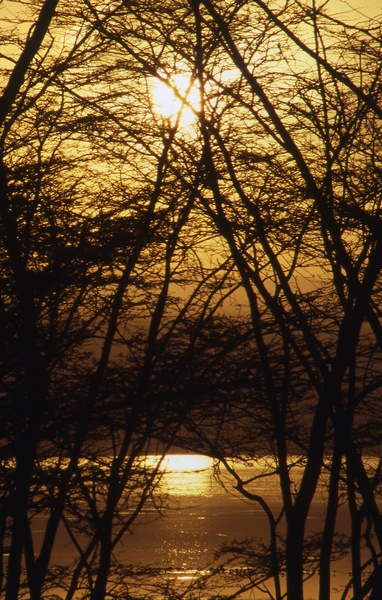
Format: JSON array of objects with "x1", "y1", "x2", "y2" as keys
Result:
[
  {"x1": 151, "y1": 73, "x2": 200, "y2": 125},
  {"x1": 163, "y1": 454, "x2": 213, "y2": 472}
]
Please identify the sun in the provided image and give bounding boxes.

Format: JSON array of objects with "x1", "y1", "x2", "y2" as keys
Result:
[
  {"x1": 163, "y1": 453, "x2": 213, "y2": 472},
  {"x1": 151, "y1": 72, "x2": 200, "y2": 125}
]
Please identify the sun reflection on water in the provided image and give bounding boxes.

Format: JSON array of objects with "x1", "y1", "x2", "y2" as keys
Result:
[
  {"x1": 151, "y1": 454, "x2": 214, "y2": 497},
  {"x1": 163, "y1": 454, "x2": 213, "y2": 472}
]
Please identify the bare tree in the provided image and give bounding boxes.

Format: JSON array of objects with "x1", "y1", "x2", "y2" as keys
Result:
[
  {"x1": 2, "y1": 1, "x2": 382, "y2": 599},
  {"x1": 0, "y1": 2, "x2": 235, "y2": 598},
  {"x1": 180, "y1": 1, "x2": 382, "y2": 598}
]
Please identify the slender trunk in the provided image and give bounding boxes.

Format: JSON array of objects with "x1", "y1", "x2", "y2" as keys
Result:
[
  {"x1": 346, "y1": 446, "x2": 382, "y2": 600},
  {"x1": 360, "y1": 562, "x2": 382, "y2": 599},
  {"x1": 90, "y1": 525, "x2": 113, "y2": 600},
  {"x1": 347, "y1": 471, "x2": 362, "y2": 598},
  {"x1": 285, "y1": 516, "x2": 305, "y2": 600},
  {"x1": 319, "y1": 443, "x2": 342, "y2": 600},
  {"x1": 285, "y1": 390, "x2": 331, "y2": 599},
  {"x1": 0, "y1": 0, "x2": 60, "y2": 126},
  {"x1": 5, "y1": 449, "x2": 35, "y2": 600},
  {"x1": 347, "y1": 446, "x2": 382, "y2": 548}
]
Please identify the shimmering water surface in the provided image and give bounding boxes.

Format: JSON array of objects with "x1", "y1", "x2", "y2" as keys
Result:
[
  {"x1": 123, "y1": 455, "x2": 283, "y2": 567},
  {"x1": 46, "y1": 454, "x2": 356, "y2": 599},
  {"x1": 120, "y1": 455, "x2": 353, "y2": 598}
]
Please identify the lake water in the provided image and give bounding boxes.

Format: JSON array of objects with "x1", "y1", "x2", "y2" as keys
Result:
[{"x1": 44, "y1": 454, "x2": 355, "y2": 599}]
